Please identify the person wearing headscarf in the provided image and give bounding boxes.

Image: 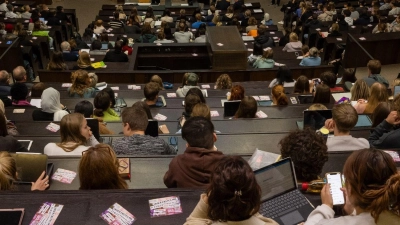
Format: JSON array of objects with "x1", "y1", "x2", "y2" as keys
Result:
[{"x1": 32, "y1": 88, "x2": 70, "y2": 121}]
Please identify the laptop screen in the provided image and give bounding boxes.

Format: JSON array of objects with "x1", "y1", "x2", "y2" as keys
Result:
[
  {"x1": 101, "y1": 43, "x2": 109, "y2": 50},
  {"x1": 254, "y1": 158, "x2": 297, "y2": 201},
  {"x1": 39, "y1": 17, "x2": 45, "y2": 22},
  {"x1": 303, "y1": 109, "x2": 332, "y2": 130},
  {"x1": 224, "y1": 100, "x2": 241, "y2": 117},
  {"x1": 394, "y1": 86, "x2": 400, "y2": 97}
]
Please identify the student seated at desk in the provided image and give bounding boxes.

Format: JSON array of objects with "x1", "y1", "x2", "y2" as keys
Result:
[
  {"x1": 46, "y1": 9, "x2": 61, "y2": 26},
  {"x1": 32, "y1": 21, "x2": 54, "y2": 49},
  {"x1": 279, "y1": 128, "x2": 328, "y2": 182},
  {"x1": 304, "y1": 149, "x2": 400, "y2": 225},
  {"x1": 370, "y1": 102, "x2": 392, "y2": 127},
  {"x1": 0, "y1": 111, "x2": 27, "y2": 152},
  {"x1": 61, "y1": 41, "x2": 79, "y2": 62},
  {"x1": 124, "y1": 18, "x2": 141, "y2": 34},
  {"x1": 353, "y1": 82, "x2": 388, "y2": 114},
  {"x1": 103, "y1": 41, "x2": 129, "y2": 62},
  {"x1": 68, "y1": 70, "x2": 97, "y2": 98},
  {"x1": 47, "y1": 51, "x2": 69, "y2": 71},
  {"x1": 299, "y1": 47, "x2": 321, "y2": 66},
  {"x1": 282, "y1": 32, "x2": 302, "y2": 52},
  {"x1": 326, "y1": 23, "x2": 342, "y2": 37},
  {"x1": 5, "y1": 4, "x2": 19, "y2": 18},
  {"x1": 137, "y1": 23, "x2": 157, "y2": 43},
  {"x1": 228, "y1": 85, "x2": 245, "y2": 101},
  {"x1": 164, "y1": 117, "x2": 224, "y2": 188},
  {"x1": 320, "y1": 71, "x2": 344, "y2": 92},
  {"x1": 93, "y1": 19, "x2": 106, "y2": 35},
  {"x1": 44, "y1": 113, "x2": 99, "y2": 156},
  {"x1": 75, "y1": 100, "x2": 113, "y2": 135},
  {"x1": 253, "y1": 48, "x2": 275, "y2": 69},
  {"x1": 90, "y1": 40, "x2": 107, "y2": 56},
  {"x1": 293, "y1": 75, "x2": 312, "y2": 94},
  {"x1": 215, "y1": 74, "x2": 232, "y2": 90},
  {"x1": 143, "y1": 82, "x2": 165, "y2": 107},
  {"x1": 176, "y1": 73, "x2": 207, "y2": 97},
  {"x1": 191, "y1": 103, "x2": 211, "y2": 120},
  {"x1": 268, "y1": 66, "x2": 296, "y2": 88},
  {"x1": 10, "y1": 83, "x2": 31, "y2": 106},
  {"x1": 271, "y1": 85, "x2": 288, "y2": 106},
  {"x1": 93, "y1": 91, "x2": 120, "y2": 122},
  {"x1": 32, "y1": 87, "x2": 70, "y2": 121},
  {"x1": 112, "y1": 106, "x2": 176, "y2": 155},
  {"x1": 154, "y1": 31, "x2": 174, "y2": 43},
  {"x1": 0, "y1": 151, "x2": 49, "y2": 191},
  {"x1": 234, "y1": 96, "x2": 257, "y2": 118},
  {"x1": 312, "y1": 84, "x2": 331, "y2": 104},
  {"x1": 185, "y1": 156, "x2": 279, "y2": 225},
  {"x1": 79, "y1": 144, "x2": 127, "y2": 190},
  {"x1": 72, "y1": 52, "x2": 95, "y2": 70},
  {"x1": 174, "y1": 22, "x2": 193, "y2": 43},
  {"x1": 350, "y1": 79, "x2": 369, "y2": 101},
  {"x1": 369, "y1": 94, "x2": 400, "y2": 148},
  {"x1": 324, "y1": 104, "x2": 370, "y2": 151},
  {"x1": 389, "y1": 16, "x2": 400, "y2": 32}
]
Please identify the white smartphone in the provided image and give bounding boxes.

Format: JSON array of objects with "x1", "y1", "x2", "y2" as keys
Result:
[
  {"x1": 290, "y1": 97, "x2": 298, "y2": 104},
  {"x1": 326, "y1": 172, "x2": 345, "y2": 205}
]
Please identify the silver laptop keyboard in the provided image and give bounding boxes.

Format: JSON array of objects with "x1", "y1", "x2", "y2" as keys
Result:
[{"x1": 260, "y1": 189, "x2": 308, "y2": 219}]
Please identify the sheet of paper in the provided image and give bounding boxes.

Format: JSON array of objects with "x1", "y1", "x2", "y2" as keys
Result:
[
  {"x1": 155, "y1": 21, "x2": 162, "y2": 26},
  {"x1": 30, "y1": 99, "x2": 42, "y2": 108},
  {"x1": 149, "y1": 196, "x2": 182, "y2": 218},
  {"x1": 29, "y1": 202, "x2": 63, "y2": 225},
  {"x1": 244, "y1": 3, "x2": 252, "y2": 6},
  {"x1": 13, "y1": 109, "x2": 25, "y2": 113},
  {"x1": 210, "y1": 111, "x2": 219, "y2": 117},
  {"x1": 167, "y1": 93, "x2": 176, "y2": 97},
  {"x1": 256, "y1": 110, "x2": 268, "y2": 118},
  {"x1": 61, "y1": 83, "x2": 72, "y2": 88},
  {"x1": 331, "y1": 92, "x2": 351, "y2": 102},
  {"x1": 46, "y1": 123, "x2": 60, "y2": 132},
  {"x1": 253, "y1": 9, "x2": 262, "y2": 13},
  {"x1": 201, "y1": 84, "x2": 210, "y2": 89},
  {"x1": 154, "y1": 113, "x2": 167, "y2": 121},
  {"x1": 51, "y1": 168, "x2": 77, "y2": 184},
  {"x1": 100, "y1": 203, "x2": 136, "y2": 225}
]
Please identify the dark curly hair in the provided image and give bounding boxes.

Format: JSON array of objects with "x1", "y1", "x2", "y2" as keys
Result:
[{"x1": 279, "y1": 128, "x2": 328, "y2": 182}]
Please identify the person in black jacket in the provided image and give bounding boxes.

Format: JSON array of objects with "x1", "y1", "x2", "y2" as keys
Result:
[
  {"x1": 369, "y1": 94, "x2": 400, "y2": 149},
  {"x1": 46, "y1": 9, "x2": 61, "y2": 26},
  {"x1": 336, "y1": 14, "x2": 349, "y2": 31},
  {"x1": 56, "y1": 6, "x2": 71, "y2": 24},
  {"x1": 304, "y1": 13, "x2": 322, "y2": 39},
  {"x1": 216, "y1": 0, "x2": 230, "y2": 10},
  {"x1": 253, "y1": 25, "x2": 274, "y2": 55},
  {"x1": 103, "y1": 41, "x2": 128, "y2": 62}
]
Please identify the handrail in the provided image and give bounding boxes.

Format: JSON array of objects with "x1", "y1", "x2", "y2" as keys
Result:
[{"x1": 347, "y1": 33, "x2": 374, "y2": 61}]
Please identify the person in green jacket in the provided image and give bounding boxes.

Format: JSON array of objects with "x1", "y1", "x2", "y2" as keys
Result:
[
  {"x1": 93, "y1": 91, "x2": 120, "y2": 122},
  {"x1": 253, "y1": 48, "x2": 275, "y2": 69},
  {"x1": 32, "y1": 21, "x2": 53, "y2": 49}
]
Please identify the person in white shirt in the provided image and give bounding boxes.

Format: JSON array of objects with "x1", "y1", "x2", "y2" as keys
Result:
[
  {"x1": 154, "y1": 31, "x2": 174, "y2": 43},
  {"x1": 0, "y1": 0, "x2": 8, "y2": 11},
  {"x1": 194, "y1": 27, "x2": 206, "y2": 43},
  {"x1": 304, "y1": 148, "x2": 400, "y2": 225},
  {"x1": 5, "y1": 4, "x2": 19, "y2": 18},
  {"x1": 93, "y1": 19, "x2": 106, "y2": 34},
  {"x1": 388, "y1": 1, "x2": 400, "y2": 15},
  {"x1": 174, "y1": 22, "x2": 193, "y2": 43},
  {"x1": 160, "y1": 9, "x2": 173, "y2": 23},
  {"x1": 44, "y1": 113, "x2": 99, "y2": 156},
  {"x1": 343, "y1": 10, "x2": 354, "y2": 26},
  {"x1": 324, "y1": 104, "x2": 369, "y2": 151}
]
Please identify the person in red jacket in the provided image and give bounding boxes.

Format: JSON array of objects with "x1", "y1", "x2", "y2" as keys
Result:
[{"x1": 164, "y1": 116, "x2": 224, "y2": 188}]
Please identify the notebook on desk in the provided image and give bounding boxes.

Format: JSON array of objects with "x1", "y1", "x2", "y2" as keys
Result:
[{"x1": 255, "y1": 158, "x2": 314, "y2": 225}]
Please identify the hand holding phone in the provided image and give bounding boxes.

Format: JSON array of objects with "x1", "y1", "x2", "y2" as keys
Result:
[{"x1": 326, "y1": 172, "x2": 345, "y2": 205}]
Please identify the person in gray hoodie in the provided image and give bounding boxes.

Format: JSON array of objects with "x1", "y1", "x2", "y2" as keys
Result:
[{"x1": 176, "y1": 73, "x2": 207, "y2": 97}]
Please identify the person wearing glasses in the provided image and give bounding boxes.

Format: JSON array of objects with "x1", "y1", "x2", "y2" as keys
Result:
[
  {"x1": 79, "y1": 144, "x2": 128, "y2": 190},
  {"x1": 44, "y1": 113, "x2": 99, "y2": 156}
]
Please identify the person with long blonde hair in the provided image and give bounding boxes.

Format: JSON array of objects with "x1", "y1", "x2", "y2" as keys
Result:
[
  {"x1": 354, "y1": 82, "x2": 388, "y2": 114},
  {"x1": 350, "y1": 79, "x2": 370, "y2": 101},
  {"x1": 44, "y1": 113, "x2": 99, "y2": 156},
  {"x1": 79, "y1": 144, "x2": 128, "y2": 190},
  {"x1": 73, "y1": 52, "x2": 95, "y2": 70}
]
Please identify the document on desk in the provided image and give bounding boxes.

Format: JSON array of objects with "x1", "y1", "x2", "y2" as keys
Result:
[
  {"x1": 51, "y1": 168, "x2": 76, "y2": 184},
  {"x1": 100, "y1": 203, "x2": 136, "y2": 225},
  {"x1": 149, "y1": 196, "x2": 182, "y2": 218},
  {"x1": 30, "y1": 99, "x2": 41, "y2": 108},
  {"x1": 29, "y1": 202, "x2": 63, "y2": 225},
  {"x1": 253, "y1": 9, "x2": 262, "y2": 13}
]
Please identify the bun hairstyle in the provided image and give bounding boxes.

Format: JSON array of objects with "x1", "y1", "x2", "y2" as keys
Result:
[
  {"x1": 309, "y1": 47, "x2": 319, "y2": 57},
  {"x1": 94, "y1": 91, "x2": 111, "y2": 117},
  {"x1": 343, "y1": 149, "x2": 400, "y2": 222},
  {"x1": 230, "y1": 85, "x2": 245, "y2": 101},
  {"x1": 272, "y1": 85, "x2": 289, "y2": 105}
]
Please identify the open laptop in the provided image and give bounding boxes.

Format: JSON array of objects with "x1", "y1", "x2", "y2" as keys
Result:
[
  {"x1": 145, "y1": 120, "x2": 158, "y2": 137},
  {"x1": 297, "y1": 95, "x2": 314, "y2": 104},
  {"x1": 223, "y1": 100, "x2": 241, "y2": 117},
  {"x1": 11, "y1": 153, "x2": 48, "y2": 184},
  {"x1": 303, "y1": 109, "x2": 332, "y2": 130},
  {"x1": 255, "y1": 158, "x2": 314, "y2": 225},
  {"x1": 86, "y1": 118, "x2": 100, "y2": 141},
  {"x1": 101, "y1": 43, "x2": 109, "y2": 50}
]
